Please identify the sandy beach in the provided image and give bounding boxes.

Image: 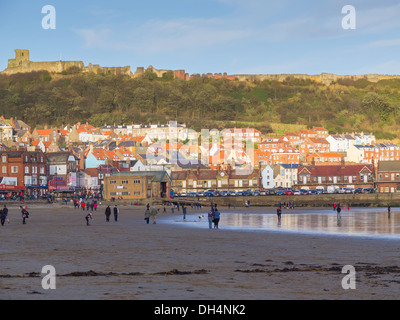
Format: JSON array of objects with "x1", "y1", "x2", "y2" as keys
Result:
[{"x1": 1, "y1": 203, "x2": 399, "y2": 300}]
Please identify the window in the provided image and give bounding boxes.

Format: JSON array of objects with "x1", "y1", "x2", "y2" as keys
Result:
[
  {"x1": 109, "y1": 180, "x2": 116, "y2": 184},
  {"x1": 110, "y1": 192, "x2": 117, "y2": 196},
  {"x1": 40, "y1": 167, "x2": 44, "y2": 174},
  {"x1": 122, "y1": 180, "x2": 129, "y2": 184},
  {"x1": 2, "y1": 166, "x2": 6, "y2": 174},
  {"x1": 134, "y1": 191, "x2": 141, "y2": 196},
  {"x1": 11, "y1": 166, "x2": 18, "y2": 173},
  {"x1": 25, "y1": 166, "x2": 29, "y2": 174},
  {"x1": 133, "y1": 179, "x2": 141, "y2": 184},
  {"x1": 2, "y1": 156, "x2": 6, "y2": 163}
]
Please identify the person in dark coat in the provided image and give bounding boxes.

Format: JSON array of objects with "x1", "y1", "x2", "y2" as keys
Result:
[
  {"x1": 0, "y1": 207, "x2": 5, "y2": 226},
  {"x1": 113, "y1": 205, "x2": 119, "y2": 222},
  {"x1": 20, "y1": 206, "x2": 29, "y2": 225},
  {"x1": 105, "y1": 206, "x2": 111, "y2": 222}
]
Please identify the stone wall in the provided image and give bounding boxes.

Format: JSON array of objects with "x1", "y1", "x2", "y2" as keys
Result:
[{"x1": 2, "y1": 49, "x2": 133, "y2": 77}]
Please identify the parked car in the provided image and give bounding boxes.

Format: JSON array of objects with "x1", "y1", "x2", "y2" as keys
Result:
[
  {"x1": 213, "y1": 190, "x2": 221, "y2": 197},
  {"x1": 180, "y1": 192, "x2": 187, "y2": 197},
  {"x1": 354, "y1": 188, "x2": 364, "y2": 194},
  {"x1": 300, "y1": 189, "x2": 309, "y2": 195},
  {"x1": 188, "y1": 192, "x2": 197, "y2": 197},
  {"x1": 221, "y1": 191, "x2": 229, "y2": 197},
  {"x1": 363, "y1": 188, "x2": 373, "y2": 194},
  {"x1": 344, "y1": 188, "x2": 354, "y2": 194},
  {"x1": 243, "y1": 190, "x2": 253, "y2": 196},
  {"x1": 228, "y1": 190, "x2": 237, "y2": 196},
  {"x1": 204, "y1": 191, "x2": 214, "y2": 197},
  {"x1": 197, "y1": 191, "x2": 205, "y2": 197},
  {"x1": 268, "y1": 190, "x2": 276, "y2": 195},
  {"x1": 253, "y1": 190, "x2": 261, "y2": 196},
  {"x1": 293, "y1": 190, "x2": 300, "y2": 195},
  {"x1": 236, "y1": 191, "x2": 244, "y2": 196}
]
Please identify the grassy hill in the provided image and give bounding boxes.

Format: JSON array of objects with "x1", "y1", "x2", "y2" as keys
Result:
[{"x1": 0, "y1": 70, "x2": 399, "y2": 140}]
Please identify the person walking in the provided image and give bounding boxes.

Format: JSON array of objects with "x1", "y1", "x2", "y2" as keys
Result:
[
  {"x1": 207, "y1": 209, "x2": 214, "y2": 229},
  {"x1": 182, "y1": 204, "x2": 187, "y2": 220},
  {"x1": 113, "y1": 205, "x2": 119, "y2": 222},
  {"x1": 0, "y1": 207, "x2": 5, "y2": 226},
  {"x1": 81, "y1": 201, "x2": 86, "y2": 211},
  {"x1": 213, "y1": 209, "x2": 221, "y2": 229},
  {"x1": 388, "y1": 205, "x2": 391, "y2": 219},
  {"x1": 94, "y1": 202, "x2": 97, "y2": 212},
  {"x1": 3, "y1": 205, "x2": 8, "y2": 225},
  {"x1": 144, "y1": 208, "x2": 151, "y2": 224},
  {"x1": 105, "y1": 205, "x2": 111, "y2": 222},
  {"x1": 20, "y1": 206, "x2": 29, "y2": 225},
  {"x1": 150, "y1": 207, "x2": 159, "y2": 224},
  {"x1": 337, "y1": 206, "x2": 342, "y2": 220},
  {"x1": 277, "y1": 206, "x2": 282, "y2": 222}
]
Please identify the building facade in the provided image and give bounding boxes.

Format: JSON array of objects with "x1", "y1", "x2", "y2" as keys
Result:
[{"x1": 104, "y1": 171, "x2": 171, "y2": 200}]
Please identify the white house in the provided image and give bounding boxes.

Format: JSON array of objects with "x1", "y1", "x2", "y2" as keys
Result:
[
  {"x1": 130, "y1": 160, "x2": 146, "y2": 172},
  {"x1": 261, "y1": 165, "x2": 274, "y2": 189},
  {"x1": 326, "y1": 135, "x2": 350, "y2": 152}
]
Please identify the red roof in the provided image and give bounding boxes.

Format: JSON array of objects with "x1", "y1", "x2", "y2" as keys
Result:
[{"x1": 299, "y1": 164, "x2": 373, "y2": 176}]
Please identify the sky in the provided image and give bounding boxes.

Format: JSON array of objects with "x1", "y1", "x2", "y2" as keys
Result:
[{"x1": 1, "y1": 0, "x2": 400, "y2": 75}]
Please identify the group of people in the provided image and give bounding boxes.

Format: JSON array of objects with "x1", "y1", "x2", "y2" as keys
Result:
[
  {"x1": 86, "y1": 205, "x2": 119, "y2": 226},
  {"x1": 75, "y1": 199, "x2": 98, "y2": 212},
  {"x1": 144, "y1": 204, "x2": 159, "y2": 224},
  {"x1": 0, "y1": 205, "x2": 29, "y2": 226},
  {"x1": 207, "y1": 204, "x2": 221, "y2": 229}
]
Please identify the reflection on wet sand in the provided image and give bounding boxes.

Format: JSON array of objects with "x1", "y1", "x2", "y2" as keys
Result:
[{"x1": 177, "y1": 208, "x2": 400, "y2": 239}]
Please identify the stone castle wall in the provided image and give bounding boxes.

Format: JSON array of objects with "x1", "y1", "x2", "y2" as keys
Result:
[
  {"x1": 2, "y1": 49, "x2": 132, "y2": 77},
  {"x1": 4, "y1": 49, "x2": 400, "y2": 85}
]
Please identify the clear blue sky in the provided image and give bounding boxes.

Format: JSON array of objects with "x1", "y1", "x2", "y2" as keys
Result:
[{"x1": 1, "y1": 0, "x2": 400, "y2": 75}]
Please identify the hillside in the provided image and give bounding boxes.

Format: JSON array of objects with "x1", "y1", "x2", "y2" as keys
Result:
[{"x1": 0, "y1": 70, "x2": 400, "y2": 140}]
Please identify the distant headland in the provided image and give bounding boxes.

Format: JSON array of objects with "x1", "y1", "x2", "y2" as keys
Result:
[{"x1": 3, "y1": 49, "x2": 400, "y2": 85}]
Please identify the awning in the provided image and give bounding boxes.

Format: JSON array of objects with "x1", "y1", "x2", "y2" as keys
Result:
[{"x1": 0, "y1": 185, "x2": 26, "y2": 191}]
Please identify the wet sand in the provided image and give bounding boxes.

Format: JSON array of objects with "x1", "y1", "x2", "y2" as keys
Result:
[{"x1": 1, "y1": 203, "x2": 399, "y2": 300}]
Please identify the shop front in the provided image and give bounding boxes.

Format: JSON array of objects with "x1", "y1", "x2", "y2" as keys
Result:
[{"x1": 0, "y1": 185, "x2": 26, "y2": 200}]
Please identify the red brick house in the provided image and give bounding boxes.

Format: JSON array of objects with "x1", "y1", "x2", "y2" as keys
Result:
[
  {"x1": 0, "y1": 151, "x2": 48, "y2": 198},
  {"x1": 376, "y1": 161, "x2": 400, "y2": 193},
  {"x1": 171, "y1": 166, "x2": 260, "y2": 193},
  {"x1": 296, "y1": 164, "x2": 374, "y2": 190}
]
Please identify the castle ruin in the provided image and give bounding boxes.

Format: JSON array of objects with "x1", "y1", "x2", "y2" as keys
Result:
[
  {"x1": 3, "y1": 49, "x2": 400, "y2": 85},
  {"x1": 2, "y1": 49, "x2": 133, "y2": 77}
]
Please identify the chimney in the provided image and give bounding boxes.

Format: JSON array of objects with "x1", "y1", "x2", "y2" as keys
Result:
[{"x1": 341, "y1": 157, "x2": 345, "y2": 168}]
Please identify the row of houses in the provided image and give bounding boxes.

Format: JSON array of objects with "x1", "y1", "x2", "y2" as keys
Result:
[{"x1": 2, "y1": 147, "x2": 400, "y2": 200}]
